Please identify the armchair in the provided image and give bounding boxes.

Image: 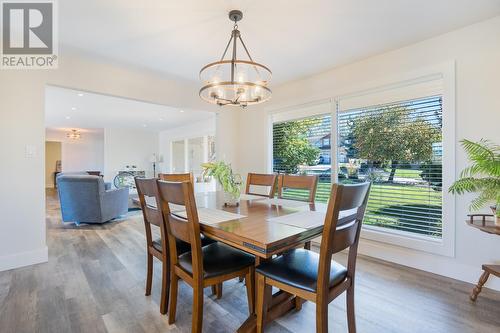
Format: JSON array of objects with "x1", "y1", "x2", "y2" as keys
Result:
[{"x1": 57, "y1": 174, "x2": 128, "y2": 224}]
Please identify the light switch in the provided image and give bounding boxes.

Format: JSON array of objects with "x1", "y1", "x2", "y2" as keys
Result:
[{"x1": 25, "y1": 144, "x2": 36, "y2": 158}]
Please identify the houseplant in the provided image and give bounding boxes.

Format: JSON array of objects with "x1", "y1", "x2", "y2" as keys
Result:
[
  {"x1": 449, "y1": 139, "x2": 500, "y2": 224},
  {"x1": 201, "y1": 161, "x2": 242, "y2": 206}
]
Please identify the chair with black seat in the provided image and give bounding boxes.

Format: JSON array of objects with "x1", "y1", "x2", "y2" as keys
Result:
[
  {"x1": 245, "y1": 173, "x2": 278, "y2": 198},
  {"x1": 277, "y1": 174, "x2": 319, "y2": 203},
  {"x1": 255, "y1": 182, "x2": 371, "y2": 333},
  {"x1": 135, "y1": 177, "x2": 216, "y2": 314},
  {"x1": 157, "y1": 179, "x2": 256, "y2": 333},
  {"x1": 158, "y1": 172, "x2": 194, "y2": 183}
]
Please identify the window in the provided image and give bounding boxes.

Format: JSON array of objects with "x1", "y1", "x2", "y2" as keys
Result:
[
  {"x1": 272, "y1": 113, "x2": 332, "y2": 201},
  {"x1": 337, "y1": 96, "x2": 443, "y2": 238}
]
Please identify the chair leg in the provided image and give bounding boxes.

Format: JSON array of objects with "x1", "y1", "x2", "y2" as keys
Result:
[
  {"x1": 168, "y1": 274, "x2": 179, "y2": 325},
  {"x1": 192, "y1": 284, "x2": 204, "y2": 333},
  {"x1": 216, "y1": 283, "x2": 223, "y2": 299},
  {"x1": 256, "y1": 274, "x2": 272, "y2": 333},
  {"x1": 346, "y1": 286, "x2": 356, "y2": 333},
  {"x1": 470, "y1": 270, "x2": 490, "y2": 301},
  {"x1": 145, "y1": 253, "x2": 153, "y2": 296},
  {"x1": 316, "y1": 300, "x2": 328, "y2": 333},
  {"x1": 245, "y1": 266, "x2": 255, "y2": 315},
  {"x1": 159, "y1": 258, "x2": 170, "y2": 314}
]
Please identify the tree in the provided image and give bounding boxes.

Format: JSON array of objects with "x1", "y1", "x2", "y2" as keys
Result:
[
  {"x1": 273, "y1": 119, "x2": 320, "y2": 174},
  {"x1": 352, "y1": 106, "x2": 440, "y2": 182}
]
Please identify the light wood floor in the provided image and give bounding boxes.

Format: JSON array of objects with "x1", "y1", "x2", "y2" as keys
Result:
[{"x1": 0, "y1": 189, "x2": 499, "y2": 333}]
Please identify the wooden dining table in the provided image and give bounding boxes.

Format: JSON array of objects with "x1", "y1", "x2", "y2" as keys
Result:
[{"x1": 186, "y1": 191, "x2": 356, "y2": 333}]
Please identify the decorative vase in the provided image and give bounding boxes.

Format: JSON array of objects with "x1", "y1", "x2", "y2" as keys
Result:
[{"x1": 223, "y1": 191, "x2": 240, "y2": 207}]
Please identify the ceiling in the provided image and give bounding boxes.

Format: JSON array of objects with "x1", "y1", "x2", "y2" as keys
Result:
[
  {"x1": 45, "y1": 86, "x2": 214, "y2": 131},
  {"x1": 59, "y1": 0, "x2": 500, "y2": 85}
]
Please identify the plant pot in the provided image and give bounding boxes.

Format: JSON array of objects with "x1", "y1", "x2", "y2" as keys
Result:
[
  {"x1": 490, "y1": 206, "x2": 499, "y2": 225},
  {"x1": 223, "y1": 191, "x2": 240, "y2": 207}
]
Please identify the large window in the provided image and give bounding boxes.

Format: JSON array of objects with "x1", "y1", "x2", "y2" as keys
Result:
[
  {"x1": 272, "y1": 114, "x2": 332, "y2": 201},
  {"x1": 337, "y1": 96, "x2": 443, "y2": 238}
]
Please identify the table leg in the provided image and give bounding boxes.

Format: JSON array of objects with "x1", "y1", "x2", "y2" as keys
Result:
[{"x1": 470, "y1": 270, "x2": 490, "y2": 301}]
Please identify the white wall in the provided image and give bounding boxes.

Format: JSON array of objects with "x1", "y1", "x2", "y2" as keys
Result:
[
  {"x1": 159, "y1": 116, "x2": 216, "y2": 173},
  {"x1": 104, "y1": 128, "x2": 159, "y2": 181},
  {"x1": 234, "y1": 16, "x2": 500, "y2": 290},
  {"x1": 0, "y1": 47, "x2": 219, "y2": 272},
  {"x1": 45, "y1": 128, "x2": 104, "y2": 174}
]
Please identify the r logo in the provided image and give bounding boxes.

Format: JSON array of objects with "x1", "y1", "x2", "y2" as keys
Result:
[{"x1": 2, "y1": 2, "x2": 53, "y2": 54}]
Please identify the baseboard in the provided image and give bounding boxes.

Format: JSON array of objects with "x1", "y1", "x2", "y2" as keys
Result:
[
  {"x1": 313, "y1": 239, "x2": 500, "y2": 291},
  {"x1": 357, "y1": 239, "x2": 500, "y2": 291},
  {"x1": 0, "y1": 246, "x2": 48, "y2": 272}
]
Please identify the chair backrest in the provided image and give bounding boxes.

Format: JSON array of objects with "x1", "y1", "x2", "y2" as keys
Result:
[
  {"x1": 245, "y1": 173, "x2": 278, "y2": 198},
  {"x1": 277, "y1": 174, "x2": 319, "y2": 203},
  {"x1": 156, "y1": 180, "x2": 203, "y2": 279},
  {"x1": 56, "y1": 175, "x2": 106, "y2": 222},
  {"x1": 158, "y1": 172, "x2": 194, "y2": 184},
  {"x1": 317, "y1": 182, "x2": 371, "y2": 293},
  {"x1": 135, "y1": 177, "x2": 166, "y2": 252}
]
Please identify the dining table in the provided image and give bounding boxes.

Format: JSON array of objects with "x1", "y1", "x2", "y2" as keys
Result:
[{"x1": 180, "y1": 191, "x2": 357, "y2": 333}]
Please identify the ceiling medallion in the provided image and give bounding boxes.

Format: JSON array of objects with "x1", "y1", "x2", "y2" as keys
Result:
[{"x1": 199, "y1": 10, "x2": 272, "y2": 108}]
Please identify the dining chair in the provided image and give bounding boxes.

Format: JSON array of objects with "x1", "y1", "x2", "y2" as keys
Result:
[
  {"x1": 277, "y1": 174, "x2": 319, "y2": 203},
  {"x1": 255, "y1": 182, "x2": 371, "y2": 333},
  {"x1": 245, "y1": 173, "x2": 278, "y2": 198},
  {"x1": 134, "y1": 177, "x2": 217, "y2": 314},
  {"x1": 158, "y1": 172, "x2": 194, "y2": 183},
  {"x1": 157, "y1": 179, "x2": 256, "y2": 333},
  {"x1": 158, "y1": 172, "x2": 226, "y2": 297}
]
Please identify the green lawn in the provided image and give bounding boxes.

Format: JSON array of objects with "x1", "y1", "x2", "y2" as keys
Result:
[{"x1": 281, "y1": 178, "x2": 442, "y2": 238}]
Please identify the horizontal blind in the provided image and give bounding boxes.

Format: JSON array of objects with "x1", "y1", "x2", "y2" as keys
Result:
[
  {"x1": 337, "y1": 95, "x2": 443, "y2": 238},
  {"x1": 272, "y1": 114, "x2": 332, "y2": 202}
]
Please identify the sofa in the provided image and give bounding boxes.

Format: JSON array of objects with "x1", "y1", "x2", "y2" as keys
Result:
[{"x1": 57, "y1": 174, "x2": 129, "y2": 224}]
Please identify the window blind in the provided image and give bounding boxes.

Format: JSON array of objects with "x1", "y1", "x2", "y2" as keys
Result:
[
  {"x1": 272, "y1": 114, "x2": 332, "y2": 202},
  {"x1": 337, "y1": 96, "x2": 443, "y2": 238}
]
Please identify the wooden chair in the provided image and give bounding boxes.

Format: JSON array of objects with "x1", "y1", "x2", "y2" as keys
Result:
[
  {"x1": 135, "y1": 177, "x2": 216, "y2": 314},
  {"x1": 158, "y1": 172, "x2": 194, "y2": 184},
  {"x1": 255, "y1": 182, "x2": 371, "y2": 333},
  {"x1": 157, "y1": 179, "x2": 256, "y2": 333},
  {"x1": 245, "y1": 173, "x2": 278, "y2": 198},
  {"x1": 277, "y1": 174, "x2": 319, "y2": 203}
]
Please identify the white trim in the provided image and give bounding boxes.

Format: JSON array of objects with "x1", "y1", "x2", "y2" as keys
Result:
[
  {"x1": 0, "y1": 247, "x2": 48, "y2": 272},
  {"x1": 267, "y1": 61, "x2": 456, "y2": 257},
  {"x1": 357, "y1": 239, "x2": 500, "y2": 291}
]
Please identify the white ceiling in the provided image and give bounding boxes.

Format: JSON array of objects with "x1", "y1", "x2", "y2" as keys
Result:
[
  {"x1": 59, "y1": 0, "x2": 500, "y2": 85},
  {"x1": 45, "y1": 86, "x2": 214, "y2": 131}
]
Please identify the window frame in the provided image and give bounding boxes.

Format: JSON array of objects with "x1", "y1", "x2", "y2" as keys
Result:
[{"x1": 268, "y1": 61, "x2": 456, "y2": 257}]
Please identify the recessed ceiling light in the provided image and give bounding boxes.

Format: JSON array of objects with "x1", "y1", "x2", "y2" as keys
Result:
[
  {"x1": 159, "y1": 118, "x2": 164, "y2": 121},
  {"x1": 180, "y1": 110, "x2": 185, "y2": 113},
  {"x1": 65, "y1": 116, "x2": 71, "y2": 120},
  {"x1": 77, "y1": 93, "x2": 84, "y2": 97},
  {"x1": 142, "y1": 124, "x2": 147, "y2": 127},
  {"x1": 71, "y1": 107, "x2": 77, "y2": 111}
]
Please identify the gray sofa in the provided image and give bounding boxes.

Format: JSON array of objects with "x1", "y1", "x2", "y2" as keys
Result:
[{"x1": 57, "y1": 174, "x2": 129, "y2": 225}]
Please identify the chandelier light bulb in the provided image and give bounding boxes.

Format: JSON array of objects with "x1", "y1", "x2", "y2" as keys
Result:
[{"x1": 199, "y1": 9, "x2": 272, "y2": 107}]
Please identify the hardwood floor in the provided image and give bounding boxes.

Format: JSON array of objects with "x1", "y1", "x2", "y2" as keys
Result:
[{"x1": 0, "y1": 189, "x2": 499, "y2": 333}]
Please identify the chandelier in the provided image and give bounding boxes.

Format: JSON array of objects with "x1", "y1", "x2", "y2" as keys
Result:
[
  {"x1": 67, "y1": 129, "x2": 81, "y2": 140},
  {"x1": 199, "y1": 10, "x2": 272, "y2": 107}
]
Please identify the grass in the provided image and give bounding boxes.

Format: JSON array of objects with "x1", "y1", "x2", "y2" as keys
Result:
[{"x1": 281, "y1": 171, "x2": 443, "y2": 238}]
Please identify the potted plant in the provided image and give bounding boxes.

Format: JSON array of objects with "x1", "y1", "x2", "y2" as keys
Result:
[
  {"x1": 201, "y1": 161, "x2": 242, "y2": 206},
  {"x1": 449, "y1": 139, "x2": 500, "y2": 224}
]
